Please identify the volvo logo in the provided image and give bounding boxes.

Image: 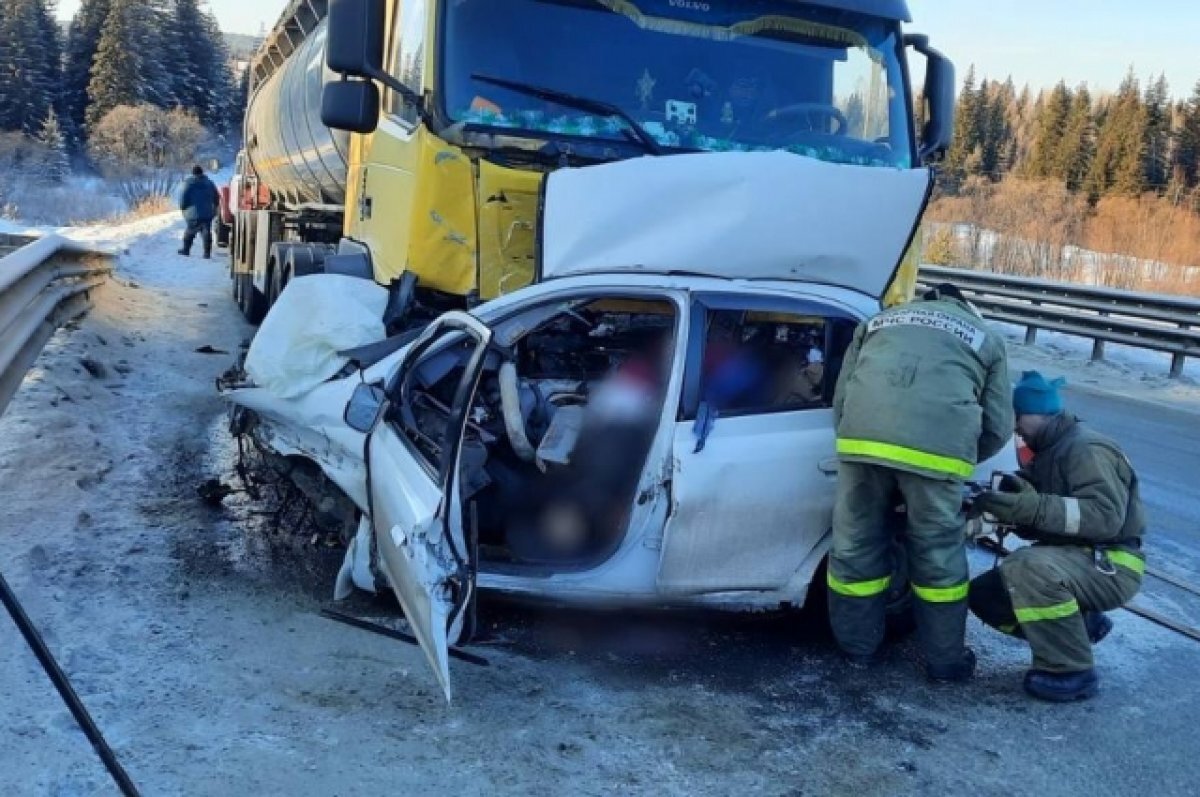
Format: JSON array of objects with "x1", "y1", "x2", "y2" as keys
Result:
[{"x1": 669, "y1": 0, "x2": 711, "y2": 10}]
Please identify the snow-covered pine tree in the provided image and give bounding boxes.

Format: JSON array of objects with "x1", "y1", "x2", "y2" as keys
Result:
[
  {"x1": 0, "y1": 0, "x2": 59, "y2": 134},
  {"x1": 64, "y1": 0, "x2": 112, "y2": 142},
  {"x1": 37, "y1": 108, "x2": 71, "y2": 182},
  {"x1": 86, "y1": 0, "x2": 155, "y2": 130}
]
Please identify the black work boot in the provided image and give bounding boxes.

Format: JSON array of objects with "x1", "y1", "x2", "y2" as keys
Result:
[
  {"x1": 925, "y1": 648, "x2": 977, "y2": 683},
  {"x1": 1084, "y1": 612, "x2": 1113, "y2": 644},
  {"x1": 1024, "y1": 668, "x2": 1099, "y2": 702}
]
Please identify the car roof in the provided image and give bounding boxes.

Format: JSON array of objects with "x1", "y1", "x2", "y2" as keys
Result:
[{"x1": 474, "y1": 272, "x2": 880, "y2": 321}]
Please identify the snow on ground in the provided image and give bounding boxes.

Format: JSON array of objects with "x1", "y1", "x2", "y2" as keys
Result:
[
  {"x1": 1, "y1": 214, "x2": 1199, "y2": 795},
  {"x1": 990, "y1": 320, "x2": 1200, "y2": 415}
]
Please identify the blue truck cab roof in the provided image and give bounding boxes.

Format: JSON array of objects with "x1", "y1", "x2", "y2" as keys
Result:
[{"x1": 804, "y1": 0, "x2": 911, "y2": 22}]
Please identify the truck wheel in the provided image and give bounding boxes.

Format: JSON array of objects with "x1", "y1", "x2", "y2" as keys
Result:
[{"x1": 238, "y1": 273, "x2": 267, "y2": 325}]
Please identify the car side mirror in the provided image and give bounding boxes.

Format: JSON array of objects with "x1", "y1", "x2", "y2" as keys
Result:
[
  {"x1": 344, "y1": 381, "x2": 386, "y2": 432},
  {"x1": 322, "y1": 79, "x2": 381, "y2": 134},
  {"x1": 904, "y1": 34, "x2": 956, "y2": 164}
]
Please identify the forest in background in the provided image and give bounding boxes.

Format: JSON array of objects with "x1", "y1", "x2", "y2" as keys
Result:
[
  {"x1": 925, "y1": 67, "x2": 1200, "y2": 295},
  {"x1": 0, "y1": 0, "x2": 249, "y2": 222}
]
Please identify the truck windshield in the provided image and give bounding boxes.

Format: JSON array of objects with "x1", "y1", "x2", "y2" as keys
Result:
[{"x1": 440, "y1": 0, "x2": 913, "y2": 167}]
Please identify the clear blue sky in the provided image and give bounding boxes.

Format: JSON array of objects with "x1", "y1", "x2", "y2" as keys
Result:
[
  {"x1": 907, "y1": 0, "x2": 1198, "y2": 99},
  {"x1": 58, "y1": 0, "x2": 1199, "y2": 98}
]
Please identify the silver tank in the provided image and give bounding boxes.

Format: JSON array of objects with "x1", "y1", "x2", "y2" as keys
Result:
[{"x1": 245, "y1": 20, "x2": 349, "y2": 206}]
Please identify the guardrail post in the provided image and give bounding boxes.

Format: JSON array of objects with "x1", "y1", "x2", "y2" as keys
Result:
[
  {"x1": 1090, "y1": 310, "x2": 1109, "y2": 361},
  {"x1": 1170, "y1": 353, "x2": 1186, "y2": 379},
  {"x1": 1023, "y1": 299, "x2": 1041, "y2": 345}
]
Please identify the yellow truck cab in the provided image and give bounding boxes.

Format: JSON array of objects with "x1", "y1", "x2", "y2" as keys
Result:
[{"x1": 232, "y1": 0, "x2": 953, "y2": 321}]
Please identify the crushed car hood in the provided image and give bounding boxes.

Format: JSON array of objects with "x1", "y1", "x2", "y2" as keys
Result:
[{"x1": 540, "y1": 151, "x2": 932, "y2": 300}]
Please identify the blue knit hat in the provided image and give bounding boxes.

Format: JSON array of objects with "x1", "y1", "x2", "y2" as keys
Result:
[{"x1": 1012, "y1": 370, "x2": 1066, "y2": 416}]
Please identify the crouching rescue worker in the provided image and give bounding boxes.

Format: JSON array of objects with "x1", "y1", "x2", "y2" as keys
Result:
[
  {"x1": 830, "y1": 284, "x2": 1011, "y2": 681},
  {"x1": 970, "y1": 371, "x2": 1145, "y2": 701}
]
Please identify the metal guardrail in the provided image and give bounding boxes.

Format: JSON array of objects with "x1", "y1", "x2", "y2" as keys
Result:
[
  {"x1": 0, "y1": 234, "x2": 113, "y2": 416},
  {"x1": 919, "y1": 265, "x2": 1200, "y2": 378}
]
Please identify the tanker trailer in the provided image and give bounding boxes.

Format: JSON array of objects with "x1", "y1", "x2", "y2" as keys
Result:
[{"x1": 229, "y1": 2, "x2": 350, "y2": 323}]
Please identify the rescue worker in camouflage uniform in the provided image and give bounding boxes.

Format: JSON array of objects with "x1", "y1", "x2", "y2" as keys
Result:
[
  {"x1": 970, "y1": 371, "x2": 1145, "y2": 702},
  {"x1": 830, "y1": 284, "x2": 1011, "y2": 681}
]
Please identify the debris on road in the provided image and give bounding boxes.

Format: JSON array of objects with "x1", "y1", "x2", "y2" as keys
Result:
[{"x1": 79, "y1": 357, "x2": 107, "y2": 379}]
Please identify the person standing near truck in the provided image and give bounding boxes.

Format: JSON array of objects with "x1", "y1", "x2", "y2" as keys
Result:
[
  {"x1": 829, "y1": 283, "x2": 1012, "y2": 682},
  {"x1": 969, "y1": 372, "x2": 1145, "y2": 701},
  {"x1": 178, "y1": 165, "x2": 220, "y2": 259}
]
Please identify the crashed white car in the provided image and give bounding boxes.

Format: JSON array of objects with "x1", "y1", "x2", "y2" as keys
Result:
[{"x1": 224, "y1": 153, "x2": 1014, "y2": 698}]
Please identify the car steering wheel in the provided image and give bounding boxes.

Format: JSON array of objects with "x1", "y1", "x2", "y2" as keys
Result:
[{"x1": 760, "y1": 103, "x2": 849, "y2": 136}]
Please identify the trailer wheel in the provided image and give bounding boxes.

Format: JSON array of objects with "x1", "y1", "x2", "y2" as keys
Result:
[{"x1": 238, "y1": 273, "x2": 267, "y2": 325}]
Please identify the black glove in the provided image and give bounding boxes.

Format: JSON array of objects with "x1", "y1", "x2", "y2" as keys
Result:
[{"x1": 975, "y1": 474, "x2": 1040, "y2": 526}]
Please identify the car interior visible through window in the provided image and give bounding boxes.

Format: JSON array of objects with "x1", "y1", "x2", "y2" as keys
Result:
[{"x1": 393, "y1": 296, "x2": 679, "y2": 572}]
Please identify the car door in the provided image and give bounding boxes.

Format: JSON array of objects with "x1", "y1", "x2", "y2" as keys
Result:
[
  {"x1": 366, "y1": 311, "x2": 492, "y2": 701},
  {"x1": 656, "y1": 293, "x2": 859, "y2": 597}
]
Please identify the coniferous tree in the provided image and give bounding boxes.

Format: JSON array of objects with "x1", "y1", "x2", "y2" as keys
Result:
[
  {"x1": 1112, "y1": 72, "x2": 1149, "y2": 196},
  {"x1": 945, "y1": 65, "x2": 982, "y2": 178},
  {"x1": 37, "y1": 108, "x2": 71, "y2": 181},
  {"x1": 86, "y1": 0, "x2": 155, "y2": 130},
  {"x1": 1024, "y1": 81, "x2": 1072, "y2": 179},
  {"x1": 0, "y1": 0, "x2": 59, "y2": 134},
  {"x1": 201, "y1": 11, "x2": 237, "y2": 136},
  {"x1": 979, "y1": 79, "x2": 1013, "y2": 177},
  {"x1": 1058, "y1": 86, "x2": 1095, "y2": 192},
  {"x1": 1143, "y1": 73, "x2": 1172, "y2": 190},
  {"x1": 1175, "y1": 80, "x2": 1200, "y2": 190},
  {"x1": 64, "y1": 0, "x2": 112, "y2": 142}
]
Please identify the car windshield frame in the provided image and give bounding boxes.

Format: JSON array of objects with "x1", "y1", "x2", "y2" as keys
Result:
[{"x1": 430, "y1": 0, "x2": 916, "y2": 168}]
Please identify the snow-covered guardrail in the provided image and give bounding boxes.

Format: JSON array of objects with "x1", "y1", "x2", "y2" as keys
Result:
[
  {"x1": 0, "y1": 234, "x2": 113, "y2": 416},
  {"x1": 919, "y1": 265, "x2": 1200, "y2": 378}
]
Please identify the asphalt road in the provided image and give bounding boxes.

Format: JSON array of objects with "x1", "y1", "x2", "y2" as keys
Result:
[{"x1": 2, "y1": 243, "x2": 1198, "y2": 796}]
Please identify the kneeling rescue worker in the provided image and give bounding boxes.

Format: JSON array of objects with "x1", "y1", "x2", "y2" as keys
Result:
[
  {"x1": 830, "y1": 284, "x2": 1012, "y2": 681},
  {"x1": 970, "y1": 371, "x2": 1145, "y2": 701}
]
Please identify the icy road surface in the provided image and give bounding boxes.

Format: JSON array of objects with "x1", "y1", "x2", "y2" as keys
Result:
[{"x1": 1, "y1": 214, "x2": 1199, "y2": 796}]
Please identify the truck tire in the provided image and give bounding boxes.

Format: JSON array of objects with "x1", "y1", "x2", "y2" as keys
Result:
[
  {"x1": 216, "y1": 219, "x2": 232, "y2": 249},
  {"x1": 238, "y1": 272, "x2": 267, "y2": 325}
]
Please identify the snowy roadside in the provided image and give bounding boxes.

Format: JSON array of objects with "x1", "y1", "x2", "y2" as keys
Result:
[
  {"x1": 989, "y1": 321, "x2": 1200, "y2": 415},
  {"x1": 1, "y1": 215, "x2": 1199, "y2": 795}
]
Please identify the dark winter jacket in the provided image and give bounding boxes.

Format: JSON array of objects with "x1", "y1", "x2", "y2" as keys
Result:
[
  {"x1": 1018, "y1": 413, "x2": 1145, "y2": 546},
  {"x1": 180, "y1": 174, "x2": 219, "y2": 222},
  {"x1": 832, "y1": 294, "x2": 1012, "y2": 481}
]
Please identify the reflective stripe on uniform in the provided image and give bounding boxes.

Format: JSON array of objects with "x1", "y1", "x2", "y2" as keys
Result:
[
  {"x1": 836, "y1": 438, "x2": 975, "y2": 478},
  {"x1": 1107, "y1": 549, "x2": 1146, "y2": 576},
  {"x1": 827, "y1": 571, "x2": 891, "y2": 597},
  {"x1": 1014, "y1": 598, "x2": 1080, "y2": 623},
  {"x1": 1062, "y1": 497, "x2": 1081, "y2": 535},
  {"x1": 912, "y1": 582, "x2": 969, "y2": 602}
]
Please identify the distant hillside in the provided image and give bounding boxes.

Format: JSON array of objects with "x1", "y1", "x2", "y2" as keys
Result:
[{"x1": 225, "y1": 32, "x2": 261, "y2": 61}]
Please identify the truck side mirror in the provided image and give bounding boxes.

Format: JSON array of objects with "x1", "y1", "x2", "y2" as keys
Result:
[
  {"x1": 904, "y1": 34, "x2": 956, "y2": 163},
  {"x1": 326, "y1": 0, "x2": 386, "y2": 77},
  {"x1": 323, "y1": 79, "x2": 381, "y2": 134},
  {"x1": 326, "y1": 0, "x2": 424, "y2": 121}
]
